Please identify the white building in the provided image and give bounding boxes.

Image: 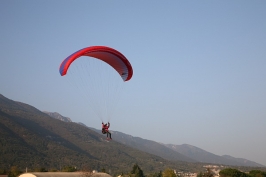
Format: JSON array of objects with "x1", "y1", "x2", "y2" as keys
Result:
[{"x1": 18, "y1": 172, "x2": 112, "y2": 177}]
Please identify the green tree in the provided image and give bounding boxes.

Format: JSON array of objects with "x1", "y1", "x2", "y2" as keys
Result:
[
  {"x1": 34, "y1": 167, "x2": 48, "y2": 172},
  {"x1": 49, "y1": 168, "x2": 58, "y2": 172},
  {"x1": 101, "y1": 168, "x2": 106, "y2": 173},
  {"x1": 249, "y1": 170, "x2": 266, "y2": 177},
  {"x1": 8, "y1": 166, "x2": 22, "y2": 177},
  {"x1": 219, "y1": 168, "x2": 249, "y2": 177},
  {"x1": 135, "y1": 167, "x2": 144, "y2": 177},
  {"x1": 62, "y1": 166, "x2": 77, "y2": 172},
  {"x1": 163, "y1": 168, "x2": 176, "y2": 177},
  {"x1": 148, "y1": 171, "x2": 163, "y2": 177},
  {"x1": 0, "y1": 169, "x2": 7, "y2": 175},
  {"x1": 131, "y1": 164, "x2": 139, "y2": 174},
  {"x1": 131, "y1": 164, "x2": 144, "y2": 177}
]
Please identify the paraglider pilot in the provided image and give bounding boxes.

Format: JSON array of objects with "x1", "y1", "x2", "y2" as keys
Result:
[{"x1": 102, "y1": 122, "x2": 112, "y2": 139}]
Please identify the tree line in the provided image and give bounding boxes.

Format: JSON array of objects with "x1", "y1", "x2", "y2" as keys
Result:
[
  {"x1": 197, "y1": 168, "x2": 266, "y2": 177},
  {"x1": 0, "y1": 164, "x2": 176, "y2": 177},
  {"x1": 1, "y1": 164, "x2": 266, "y2": 177}
]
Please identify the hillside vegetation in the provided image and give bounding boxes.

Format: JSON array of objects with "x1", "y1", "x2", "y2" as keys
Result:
[
  {"x1": 0, "y1": 94, "x2": 205, "y2": 175},
  {"x1": 1, "y1": 94, "x2": 265, "y2": 176}
]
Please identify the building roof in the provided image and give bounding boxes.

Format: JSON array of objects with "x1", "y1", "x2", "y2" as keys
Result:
[{"x1": 18, "y1": 172, "x2": 112, "y2": 177}]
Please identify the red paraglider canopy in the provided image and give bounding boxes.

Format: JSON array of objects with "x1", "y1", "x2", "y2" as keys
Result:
[{"x1": 59, "y1": 46, "x2": 133, "y2": 81}]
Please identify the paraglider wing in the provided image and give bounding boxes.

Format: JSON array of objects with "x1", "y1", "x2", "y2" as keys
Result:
[{"x1": 59, "y1": 46, "x2": 133, "y2": 81}]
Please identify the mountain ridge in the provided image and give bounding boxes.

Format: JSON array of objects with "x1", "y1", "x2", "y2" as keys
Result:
[
  {"x1": 89, "y1": 127, "x2": 196, "y2": 163},
  {"x1": 165, "y1": 144, "x2": 264, "y2": 167},
  {"x1": 1, "y1": 93, "x2": 265, "y2": 173},
  {"x1": 43, "y1": 111, "x2": 72, "y2": 122},
  {"x1": 0, "y1": 94, "x2": 205, "y2": 174},
  {"x1": 43, "y1": 109, "x2": 265, "y2": 168}
]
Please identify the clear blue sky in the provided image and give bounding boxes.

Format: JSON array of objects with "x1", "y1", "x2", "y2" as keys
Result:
[{"x1": 1, "y1": 1, "x2": 266, "y2": 166}]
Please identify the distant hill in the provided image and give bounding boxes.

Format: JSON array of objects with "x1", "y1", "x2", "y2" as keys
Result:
[
  {"x1": 1, "y1": 93, "x2": 264, "y2": 175},
  {"x1": 48, "y1": 110, "x2": 265, "y2": 168},
  {"x1": 43, "y1": 111, "x2": 72, "y2": 122},
  {"x1": 164, "y1": 144, "x2": 264, "y2": 167},
  {"x1": 89, "y1": 129, "x2": 265, "y2": 167},
  {"x1": 0, "y1": 94, "x2": 204, "y2": 174},
  {"x1": 222, "y1": 155, "x2": 264, "y2": 167},
  {"x1": 89, "y1": 127, "x2": 195, "y2": 163}
]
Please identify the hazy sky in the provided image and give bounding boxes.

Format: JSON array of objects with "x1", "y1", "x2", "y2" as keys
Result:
[{"x1": 1, "y1": 1, "x2": 266, "y2": 166}]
